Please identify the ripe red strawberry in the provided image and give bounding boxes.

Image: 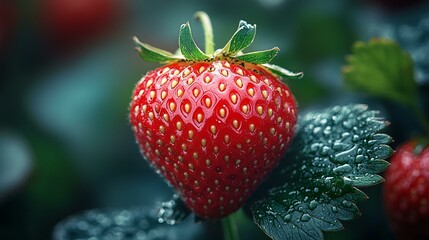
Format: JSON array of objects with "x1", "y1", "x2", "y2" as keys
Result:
[
  {"x1": 129, "y1": 12, "x2": 302, "y2": 219},
  {"x1": 383, "y1": 140, "x2": 429, "y2": 239}
]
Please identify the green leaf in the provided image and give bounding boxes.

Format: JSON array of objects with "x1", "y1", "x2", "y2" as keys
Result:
[
  {"x1": 179, "y1": 22, "x2": 211, "y2": 61},
  {"x1": 234, "y1": 47, "x2": 279, "y2": 64},
  {"x1": 222, "y1": 20, "x2": 256, "y2": 55},
  {"x1": 53, "y1": 205, "x2": 201, "y2": 240},
  {"x1": 262, "y1": 63, "x2": 304, "y2": 80},
  {"x1": 342, "y1": 39, "x2": 417, "y2": 107},
  {"x1": 251, "y1": 105, "x2": 392, "y2": 240},
  {"x1": 133, "y1": 36, "x2": 180, "y2": 63},
  {"x1": 158, "y1": 194, "x2": 191, "y2": 225}
]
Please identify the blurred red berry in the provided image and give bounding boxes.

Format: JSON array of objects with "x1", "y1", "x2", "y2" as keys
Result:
[
  {"x1": 40, "y1": 0, "x2": 122, "y2": 50},
  {"x1": 384, "y1": 140, "x2": 429, "y2": 240}
]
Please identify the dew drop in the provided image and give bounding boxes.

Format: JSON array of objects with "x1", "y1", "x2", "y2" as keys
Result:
[
  {"x1": 342, "y1": 200, "x2": 352, "y2": 208},
  {"x1": 313, "y1": 127, "x2": 322, "y2": 134},
  {"x1": 333, "y1": 142, "x2": 348, "y2": 151},
  {"x1": 265, "y1": 210, "x2": 277, "y2": 216},
  {"x1": 341, "y1": 132, "x2": 351, "y2": 138},
  {"x1": 323, "y1": 126, "x2": 332, "y2": 135},
  {"x1": 334, "y1": 145, "x2": 358, "y2": 163},
  {"x1": 309, "y1": 200, "x2": 318, "y2": 210},
  {"x1": 321, "y1": 146, "x2": 331, "y2": 156},
  {"x1": 342, "y1": 120, "x2": 352, "y2": 129},
  {"x1": 333, "y1": 164, "x2": 352, "y2": 174},
  {"x1": 283, "y1": 214, "x2": 291, "y2": 222},
  {"x1": 310, "y1": 143, "x2": 322, "y2": 152},
  {"x1": 300, "y1": 213, "x2": 311, "y2": 222},
  {"x1": 332, "y1": 206, "x2": 338, "y2": 213},
  {"x1": 355, "y1": 154, "x2": 365, "y2": 163}
]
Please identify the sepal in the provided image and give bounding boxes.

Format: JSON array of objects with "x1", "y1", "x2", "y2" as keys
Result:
[
  {"x1": 179, "y1": 22, "x2": 211, "y2": 61},
  {"x1": 262, "y1": 63, "x2": 304, "y2": 80},
  {"x1": 234, "y1": 47, "x2": 279, "y2": 64},
  {"x1": 133, "y1": 36, "x2": 180, "y2": 63},
  {"x1": 221, "y1": 20, "x2": 256, "y2": 55}
]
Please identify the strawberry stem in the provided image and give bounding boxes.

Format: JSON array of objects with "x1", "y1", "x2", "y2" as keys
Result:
[
  {"x1": 194, "y1": 11, "x2": 214, "y2": 55},
  {"x1": 222, "y1": 215, "x2": 240, "y2": 240}
]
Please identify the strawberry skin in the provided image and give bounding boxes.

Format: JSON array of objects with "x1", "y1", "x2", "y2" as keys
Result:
[
  {"x1": 130, "y1": 60, "x2": 297, "y2": 218},
  {"x1": 383, "y1": 140, "x2": 429, "y2": 239}
]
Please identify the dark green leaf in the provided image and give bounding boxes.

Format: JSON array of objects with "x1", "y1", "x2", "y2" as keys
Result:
[
  {"x1": 372, "y1": 145, "x2": 394, "y2": 159},
  {"x1": 348, "y1": 174, "x2": 384, "y2": 187},
  {"x1": 222, "y1": 20, "x2": 256, "y2": 55},
  {"x1": 251, "y1": 105, "x2": 392, "y2": 240},
  {"x1": 371, "y1": 133, "x2": 393, "y2": 145},
  {"x1": 262, "y1": 63, "x2": 304, "y2": 80},
  {"x1": 342, "y1": 39, "x2": 417, "y2": 107},
  {"x1": 361, "y1": 159, "x2": 390, "y2": 174},
  {"x1": 158, "y1": 194, "x2": 191, "y2": 225},
  {"x1": 234, "y1": 47, "x2": 279, "y2": 64},
  {"x1": 53, "y1": 206, "x2": 201, "y2": 240},
  {"x1": 133, "y1": 36, "x2": 180, "y2": 63},
  {"x1": 179, "y1": 22, "x2": 210, "y2": 61}
]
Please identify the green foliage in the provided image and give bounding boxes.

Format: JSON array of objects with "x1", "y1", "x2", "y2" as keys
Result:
[
  {"x1": 131, "y1": 14, "x2": 396, "y2": 240},
  {"x1": 158, "y1": 195, "x2": 191, "y2": 225},
  {"x1": 179, "y1": 22, "x2": 210, "y2": 61},
  {"x1": 221, "y1": 20, "x2": 256, "y2": 55},
  {"x1": 133, "y1": 37, "x2": 179, "y2": 63},
  {"x1": 343, "y1": 39, "x2": 416, "y2": 108},
  {"x1": 53, "y1": 207, "x2": 202, "y2": 240},
  {"x1": 262, "y1": 63, "x2": 304, "y2": 80},
  {"x1": 133, "y1": 13, "x2": 303, "y2": 79},
  {"x1": 235, "y1": 48, "x2": 279, "y2": 64},
  {"x1": 251, "y1": 105, "x2": 392, "y2": 240}
]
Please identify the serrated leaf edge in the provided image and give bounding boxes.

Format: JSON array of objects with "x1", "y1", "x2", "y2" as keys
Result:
[{"x1": 250, "y1": 104, "x2": 393, "y2": 240}]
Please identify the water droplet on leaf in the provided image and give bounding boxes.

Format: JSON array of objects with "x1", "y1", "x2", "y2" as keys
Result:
[
  {"x1": 355, "y1": 154, "x2": 365, "y2": 163},
  {"x1": 300, "y1": 213, "x2": 311, "y2": 222},
  {"x1": 309, "y1": 200, "x2": 318, "y2": 210},
  {"x1": 333, "y1": 164, "x2": 353, "y2": 174}
]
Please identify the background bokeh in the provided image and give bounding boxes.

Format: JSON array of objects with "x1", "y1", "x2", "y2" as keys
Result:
[{"x1": 1, "y1": 0, "x2": 429, "y2": 239}]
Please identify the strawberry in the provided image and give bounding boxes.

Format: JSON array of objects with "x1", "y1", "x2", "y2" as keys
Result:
[
  {"x1": 129, "y1": 12, "x2": 302, "y2": 219},
  {"x1": 383, "y1": 140, "x2": 429, "y2": 239}
]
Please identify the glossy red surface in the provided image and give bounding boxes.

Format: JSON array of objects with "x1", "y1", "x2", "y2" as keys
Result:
[{"x1": 130, "y1": 60, "x2": 297, "y2": 218}]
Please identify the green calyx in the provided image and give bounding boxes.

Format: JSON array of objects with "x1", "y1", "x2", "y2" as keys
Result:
[
  {"x1": 414, "y1": 137, "x2": 429, "y2": 155},
  {"x1": 133, "y1": 11, "x2": 303, "y2": 80}
]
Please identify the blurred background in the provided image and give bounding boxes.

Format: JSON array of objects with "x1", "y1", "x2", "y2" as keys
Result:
[{"x1": 1, "y1": 0, "x2": 429, "y2": 239}]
